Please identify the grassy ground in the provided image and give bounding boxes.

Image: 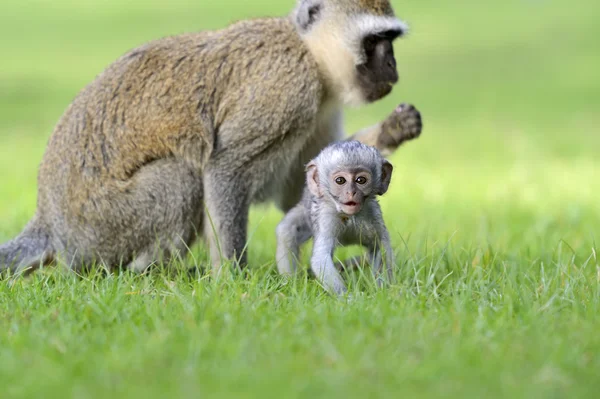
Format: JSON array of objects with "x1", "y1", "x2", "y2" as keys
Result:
[{"x1": 1, "y1": 0, "x2": 599, "y2": 397}]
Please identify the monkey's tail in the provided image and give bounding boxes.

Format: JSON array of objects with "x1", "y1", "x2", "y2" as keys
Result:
[{"x1": 0, "y1": 217, "x2": 54, "y2": 274}]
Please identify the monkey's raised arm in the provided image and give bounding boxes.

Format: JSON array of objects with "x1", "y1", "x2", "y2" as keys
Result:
[{"x1": 349, "y1": 103, "x2": 423, "y2": 156}]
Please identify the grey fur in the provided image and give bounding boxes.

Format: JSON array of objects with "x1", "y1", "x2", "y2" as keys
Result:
[{"x1": 276, "y1": 141, "x2": 394, "y2": 295}]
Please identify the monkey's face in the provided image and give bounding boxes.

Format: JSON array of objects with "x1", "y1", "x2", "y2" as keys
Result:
[
  {"x1": 328, "y1": 168, "x2": 374, "y2": 216},
  {"x1": 355, "y1": 30, "x2": 402, "y2": 103},
  {"x1": 294, "y1": 0, "x2": 408, "y2": 106}
]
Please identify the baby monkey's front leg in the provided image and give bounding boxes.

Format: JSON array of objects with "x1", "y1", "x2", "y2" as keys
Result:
[
  {"x1": 311, "y1": 234, "x2": 347, "y2": 296},
  {"x1": 274, "y1": 200, "x2": 348, "y2": 295}
]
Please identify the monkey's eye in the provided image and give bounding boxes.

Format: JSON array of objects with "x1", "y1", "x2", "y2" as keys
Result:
[
  {"x1": 363, "y1": 35, "x2": 379, "y2": 55},
  {"x1": 335, "y1": 177, "x2": 346, "y2": 185},
  {"x1": 356, "y1": 176, "x2": 367, "y2": 185}
]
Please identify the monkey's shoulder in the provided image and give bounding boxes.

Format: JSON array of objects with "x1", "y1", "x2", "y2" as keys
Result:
[{"x1": 303, "y1": 190, "x2": 327, "y2": 211}]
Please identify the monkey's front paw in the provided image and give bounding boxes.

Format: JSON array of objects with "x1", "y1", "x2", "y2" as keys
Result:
[{"x1": 377, "y1": 103, "x2": 423, "y2": 152}]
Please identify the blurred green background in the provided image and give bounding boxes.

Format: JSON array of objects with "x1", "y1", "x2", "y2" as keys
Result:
[{"x1": 0, "y1": 1, "x2": 599, "y2": 397}]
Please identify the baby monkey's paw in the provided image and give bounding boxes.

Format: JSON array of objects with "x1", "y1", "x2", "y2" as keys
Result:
[{"x1": 377, "y1": 103, "x2": 423, "y2": 153}]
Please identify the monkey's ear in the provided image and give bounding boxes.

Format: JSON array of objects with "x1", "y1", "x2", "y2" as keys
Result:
[
  {"x1": 295, "y1": 0, "x2": 322, "y2": 32},
  {"x1": 306, "y1": 161, "x2": 322, "y2": 197},
  {"x1": 378, "y1": 160, "x2": 393, "y2": 195}
]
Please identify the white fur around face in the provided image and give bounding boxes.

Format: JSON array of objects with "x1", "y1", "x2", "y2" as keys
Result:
[
  {"x1": 346, "y1": 14, "x2": 409, "y2": 64},
  {"x1": 352, "y1": 14, "x2": 409, "y2": 38},
  {"x1": 303, "y1": 23, "x2": 364, "y2": 106},
  {"x1": 299, "y1": 13, "x2": 408, "y2": 107}
]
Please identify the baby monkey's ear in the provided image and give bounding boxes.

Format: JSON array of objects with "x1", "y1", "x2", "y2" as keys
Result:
[
  {"x1": 377, "y1": 160, "x2": 393, "y2": 195},
  {"x1": 306, "y1": 161, "x2": 322, "y2": 197}
]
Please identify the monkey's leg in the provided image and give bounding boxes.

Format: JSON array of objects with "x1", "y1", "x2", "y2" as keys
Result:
[
  {"x1": 124, "y1": 161, "x2": 204, "y2": 272},
  {"x1": 349, "y1": 104, "x2": 422, "y2": 156},
  {"x1": 311, "y1": 236, "x2": 347, "y2": 295},
  {"x1": 203, "y1": 168, "x2": 250, "y2": 275},
  {"x1": 56, "y1": 159, "x2": 204, "y2": 272},
  {"x1": 275, "y1": 206, "x2": 312, "y2": 276}
]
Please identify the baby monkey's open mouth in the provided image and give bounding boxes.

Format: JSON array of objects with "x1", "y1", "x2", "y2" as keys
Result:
[{"x1": 341, "y1": 201, "x2": 361, "y2": 215}]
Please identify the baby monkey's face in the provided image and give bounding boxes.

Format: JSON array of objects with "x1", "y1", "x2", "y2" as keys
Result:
[{"x1": 329, "y1": 167, "x2": 374, "y2": 216}]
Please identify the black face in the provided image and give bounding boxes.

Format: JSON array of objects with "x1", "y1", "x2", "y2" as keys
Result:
[{"x1": 356, "y1": 30, "x2": 402, "y2": 103}]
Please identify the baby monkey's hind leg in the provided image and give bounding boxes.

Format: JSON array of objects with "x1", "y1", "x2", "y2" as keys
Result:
[{"x1": 276, "y1": 205, "x2": 312, "y2": 276}]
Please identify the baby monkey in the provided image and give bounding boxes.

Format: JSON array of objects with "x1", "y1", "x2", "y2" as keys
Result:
[{"x1": 276, "y1": 141, "x2": 395, "y2": 295}]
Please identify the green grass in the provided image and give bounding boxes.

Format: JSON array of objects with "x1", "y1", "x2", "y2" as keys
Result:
[{"x1": 1, "y1": 0, "x2": 599, "y2": 397}]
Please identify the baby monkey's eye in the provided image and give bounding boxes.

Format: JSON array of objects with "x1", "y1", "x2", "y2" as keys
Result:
[
  {"x1": 335, "y1": 177, "x2": 346, "y2": 185},
  {"x1": 355, "y1": 176, "x2": 367, "y2": 184}
]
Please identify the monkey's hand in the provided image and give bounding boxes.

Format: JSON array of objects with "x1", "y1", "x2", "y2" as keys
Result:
[{"x1": 376, "y1": 104, "x2": 423, "y2": 155}]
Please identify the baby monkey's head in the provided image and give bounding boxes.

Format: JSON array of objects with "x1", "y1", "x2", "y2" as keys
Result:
[{"x1": 306, "y1": 141, "x2": 393, "y2": 216}]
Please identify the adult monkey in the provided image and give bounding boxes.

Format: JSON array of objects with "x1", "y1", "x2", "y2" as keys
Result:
[{"x1": 0, "y1": 0, "x2": 422, "y2": 275}]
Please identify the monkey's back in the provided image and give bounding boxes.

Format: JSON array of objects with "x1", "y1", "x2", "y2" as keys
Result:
[{"x1": 36, "y1": 17, "x2": 323, "y2": 231}]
